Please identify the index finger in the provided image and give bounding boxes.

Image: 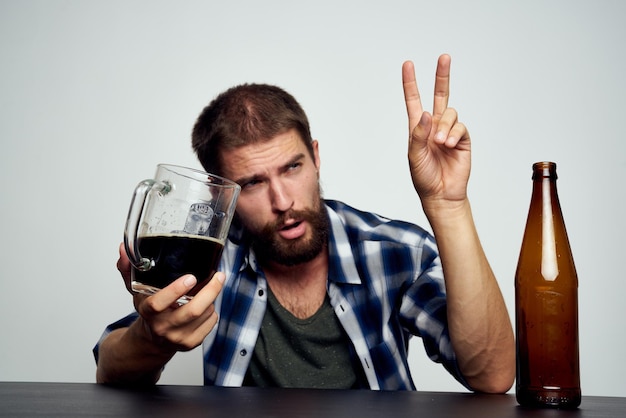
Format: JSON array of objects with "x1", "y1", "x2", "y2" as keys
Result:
[
  {"x1": 139, "y1": 274, "x2": 199, "y2": 313},
  {"x1": 402, "y1": 60, "x2": 424, "y2": 132},
  {"x1": 433, "y1": 54, "x2": 451, "y2": 118}
]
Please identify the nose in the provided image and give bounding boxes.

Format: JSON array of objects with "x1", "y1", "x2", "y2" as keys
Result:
[{"x1": 269, "y1": 179, "x2": 293, "y2": 213}]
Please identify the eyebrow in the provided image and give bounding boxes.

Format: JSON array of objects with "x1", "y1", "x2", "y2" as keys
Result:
[{"x1": 234, "y1": 153, "x2": 306, "y2": 186}]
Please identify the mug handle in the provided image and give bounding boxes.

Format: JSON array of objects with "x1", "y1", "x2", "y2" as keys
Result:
[{"x1": 123, "y1": 179, "x2": 171, "y2": 271}]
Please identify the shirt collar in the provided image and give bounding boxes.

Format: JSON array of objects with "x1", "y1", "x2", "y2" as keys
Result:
[{"x1": 326, "y1": 203, "x2": 361, "y2": 285}]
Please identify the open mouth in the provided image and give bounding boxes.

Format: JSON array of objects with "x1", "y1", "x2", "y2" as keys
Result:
[
  {"x1": 280, "y1": 221, "x2": 302, "y2": 231},
  {"x1": 277, "y1": 220, "x2": 306, "y2": 240}
]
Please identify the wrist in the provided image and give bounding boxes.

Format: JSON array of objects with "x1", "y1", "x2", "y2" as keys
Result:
[{"x1": 422, "y1": 197, "x2": 472, "y2": 225}]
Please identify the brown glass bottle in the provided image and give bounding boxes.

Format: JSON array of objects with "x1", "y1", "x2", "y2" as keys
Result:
[{"x1": 515, "y1": 162, "x2": 581, "y2": 408}]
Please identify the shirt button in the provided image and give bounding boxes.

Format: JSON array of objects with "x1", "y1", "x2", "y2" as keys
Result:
[
  {"x1": 240, "y1": 349, "x2": 247, "y2": 356},
  {"x1": 258, "y1": 289, "x2": 264, "y2": 297}
]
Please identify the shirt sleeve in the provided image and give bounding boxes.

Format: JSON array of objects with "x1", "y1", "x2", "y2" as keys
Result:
[{"x1": 92, "y1": 311, "x2": 139, "y2": 364}]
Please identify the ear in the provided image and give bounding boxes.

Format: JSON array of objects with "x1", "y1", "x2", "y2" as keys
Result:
[{"x1": 312, "y1": 139, "x2": 321, "y2": 174}]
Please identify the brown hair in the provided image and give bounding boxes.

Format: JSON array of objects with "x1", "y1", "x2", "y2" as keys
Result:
[{"x1": 192, "y1": 83, "x2": 314, "y2": 176}]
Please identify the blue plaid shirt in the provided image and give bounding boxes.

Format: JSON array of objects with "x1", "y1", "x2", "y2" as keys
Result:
[{"x1": 94, "y1": 200, "x2": 468, "y2": 390}]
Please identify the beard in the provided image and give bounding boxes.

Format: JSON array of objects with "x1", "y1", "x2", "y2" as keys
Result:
[{"x1": 248, "y1": 198, "x2": 329, "y2": 267}]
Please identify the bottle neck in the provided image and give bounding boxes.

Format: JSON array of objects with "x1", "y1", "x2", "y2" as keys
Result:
[{"x1": 528, "y1": 162, "x2": 562, "y2": 282}]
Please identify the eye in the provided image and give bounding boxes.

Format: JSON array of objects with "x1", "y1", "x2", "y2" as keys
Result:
[
  {"x1": 287, "y1": 162, "x2": 302, "y2": 171},
  {"x1": 241, "y1": 178, "x2": 262, "y2": 190}
]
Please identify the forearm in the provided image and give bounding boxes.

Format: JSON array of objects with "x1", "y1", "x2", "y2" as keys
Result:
[
  {"x1": 95, "y1": 319, "x2": 176, "y2": 386},
  {"x1": 425, "y1": 199, "x2": 515, "y2": 393}
]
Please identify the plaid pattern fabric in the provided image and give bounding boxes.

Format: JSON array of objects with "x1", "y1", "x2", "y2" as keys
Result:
[{"x1": 94, "y1": 200, "x2": 468, "y2": 390}]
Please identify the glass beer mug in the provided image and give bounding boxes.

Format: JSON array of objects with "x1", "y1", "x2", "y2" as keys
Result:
[{"x1": 124, "y1": 164, "x2": 240, "y2": 304}]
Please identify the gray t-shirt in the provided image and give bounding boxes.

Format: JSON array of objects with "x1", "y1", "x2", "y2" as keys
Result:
[{"x1": 243, "y1": 286, "x2": 367, "y2": 389}]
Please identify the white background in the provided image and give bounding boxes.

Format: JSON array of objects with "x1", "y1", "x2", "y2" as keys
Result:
[{"x1": 1, "y1": 1, "x2": 624, "y2": 396}]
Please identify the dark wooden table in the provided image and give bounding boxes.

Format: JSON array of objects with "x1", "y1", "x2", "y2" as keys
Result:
[{"x1": 0, "y1": 382, "x2": 623, "y2": 417}]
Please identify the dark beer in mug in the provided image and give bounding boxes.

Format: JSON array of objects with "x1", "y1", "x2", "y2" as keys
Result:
[{"x1": 132, "y1": 233, "x2": 224, "y2": 297}]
